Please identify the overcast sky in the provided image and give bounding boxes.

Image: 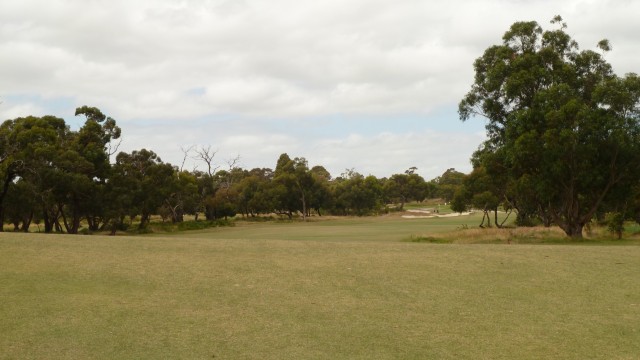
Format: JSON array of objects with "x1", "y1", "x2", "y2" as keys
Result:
[{"x1": 1, "y1": 0, "x2": 638, "y2": 179}]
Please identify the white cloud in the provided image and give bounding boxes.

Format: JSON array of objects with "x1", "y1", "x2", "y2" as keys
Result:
[
  {"x1": 117, "y1": 117, "x2": 485, "y2": 179},
  {"x1": 0, "y1": 101, "x2": 47, "y2": 120},
  {"x1": 1, "y1": 0, "x2": 638, "y2": 177}
]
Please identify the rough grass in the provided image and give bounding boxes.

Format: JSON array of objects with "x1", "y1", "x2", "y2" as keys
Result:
[
  {"x1": 2, "y1": 223, "x2": 640, "y2": 359},
  {"x1": 410, "y1": 223, "x2": 640, "y2": 245}
]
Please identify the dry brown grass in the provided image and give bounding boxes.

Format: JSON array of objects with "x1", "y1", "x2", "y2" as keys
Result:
[
  {"x1": 3, "y1": 224, "x2": 640, "y2": 359},
  {"x1": 412, "y1": 224, "x2": 639, "y2": 244}
]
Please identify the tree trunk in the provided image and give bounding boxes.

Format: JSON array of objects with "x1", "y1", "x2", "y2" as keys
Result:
[
  {"x1": 560, "y1": 222, "x2": 584, "y2": 239},
  {"x1": 21, "y1": 211, "x2": 33, "y2": 232},
  {"x1": 301, "y1": 192, "x2": 307, "y2": 221},
  {"x1": 60, "y1": 205, "x2": 71, "y2": 233},
  {"x1": 42, "y1": 205, "x2": 50, "y2": 233},
  {"x1": 0, "y1": 169, "x2": 17, "y2": 233},
  {"x1": 479, "y1": 210, "x2": 491, "y2": 228},
  {"x1": 139, "y1": 213, "x2": 150, "y2": 229},
  {"x1": 54, "y1": 215, "x2": 63, "y2": 232}
]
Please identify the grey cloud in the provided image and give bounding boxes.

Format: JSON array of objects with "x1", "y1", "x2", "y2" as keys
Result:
[{"x1": 1, "y1": 0, "x2": 638, "y2": 177}]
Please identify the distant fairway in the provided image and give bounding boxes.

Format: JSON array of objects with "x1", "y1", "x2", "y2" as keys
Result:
[
  {"x1": 160, "y1": 212, "x2": 481, "y2": 242},
  {"x1": 2, "y1": 217, "x2": 640, "y2": 359}
]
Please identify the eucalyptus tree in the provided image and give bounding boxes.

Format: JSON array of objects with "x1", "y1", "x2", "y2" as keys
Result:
[
  {"x1": 332, "y1": 171, "x2": 383, "y2": 216},
  {"x1": 111, "y1": 149, "x2": 175, "y2": 229},
  {"x1": 459, "y1": 17, "x2": 640, "y2": 238},
  {"x1": 0, "y1": 115, "x2": 67, "y2": 231},
  {"x1": 431, "y1": 168, "x2": 465, "y2": 202},
  {"x1": 273, "y1": 153, "x2": 316, "y2": 220},
  {"x1": 383, "y1": 168, "x2": 427, "y2": 210},
  {"x1": 48, "y1": 107, "x2": 121, "y2": 233},
  {"x1": 308, "y1": 165, "x2": 332, "y2": 216}
]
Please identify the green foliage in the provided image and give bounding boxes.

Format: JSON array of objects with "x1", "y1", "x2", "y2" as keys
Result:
[
  {"x1": 383, "y1": 169, "x2": 428, "y2": 210},
  {"x1": 2, "y1": 110, "x2": 476, "y2": 234},
  {"x1": 148, "y1": 219, "x2": 234, "y2": 233},
  {"x1": 332, "y1": 172, "x2": 383, "y2": 215},
  {"x1": 450, "y1": 189, "x2": 468, "y2": 213},
  {"x1": 459, "y1": 17, "x2": 640, "y2": 238},
  {"x1": 605, "y1": 212, "x2": 624, "y2": 239},
  {"x1": 431, "y1": 168, "x2": 465, "y2": 201}
]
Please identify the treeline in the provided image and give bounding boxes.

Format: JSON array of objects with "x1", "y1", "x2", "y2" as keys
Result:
[{"x1": 0, "y1": 107, "x2": 464, "y2": 235}]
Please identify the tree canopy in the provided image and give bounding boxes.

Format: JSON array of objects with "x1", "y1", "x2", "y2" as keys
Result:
[{"x1": 459, "y1": 16, "x2": 640, "y2": 238}]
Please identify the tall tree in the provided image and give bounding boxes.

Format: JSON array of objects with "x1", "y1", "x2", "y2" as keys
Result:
[
  {"x1": 0, "y1": 115, "x2": 67, "y2": 231},
  {"x1": 52, "y1": 106, "x2": 121, "y2": 233},
  {"x1": 273, "y1": 154, "x2": 316, "y2": 220},
  {"x1": 459, "y1": 17, "x2": 640, "y2": 238}
]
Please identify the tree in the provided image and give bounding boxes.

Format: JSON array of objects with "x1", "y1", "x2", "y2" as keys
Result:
[
  {"x1": 111, "y1": 149, "x2": 175, "y2": 229},
  {"x1": 431, "y1": 168, "x2": 465, "y2": 202},
  {"x1": 384, "y1": 168, "x2": 427, "y2": 210},
  {"x1": 5, "y1": 179, "x2": 38, "y2": 231},
  {"x1": 273, "y1": 154, "x2": 316, "y2": 220},
  {"x1": 50, "y1": 107, "x2": 121, "y2": 233},
  {"x1": 459, "y1": 17, "x2": 640, "y2": 238},
  {"x1": 0, "y1": 115, "x2": 68, "y2": 231},
  {"x1": 332, "y1": 171, "x2": 383, "y2": 216},
  {"x1": 309, "y1": 166, "x2": 332, "y2": 216}
]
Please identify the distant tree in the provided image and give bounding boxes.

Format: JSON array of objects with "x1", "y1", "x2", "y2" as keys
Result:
[
  {"x1": 333, "y1": 171, "x2": 383, "y2": 215},
  {"x1": 308, "y1": 166, "x2": 332, "y2": 216},
  {"x1": 112, "y1": 149, "x2": 175, "y2": 229},
  {"x1": 236, "y1": 168, "x2": 276, "y2": 216},
  {"x1": 273, "y1": 154, "x2": 315, "y2": 220},
  {"x1": 165, "y1": 170, "x2": 199, "y2": 223},
  {"x1": 206, "y1": 187, "x2": 237, "y2": 220},
  {"x1": 432, "y1": 168, "x2": 465, "y2": 202},
  {"x1": 384, "y1": 168, "x2": 427, "y2": 210},
  {"x1": 450, "y1": 188, "x2": 469, "y2": 214}
]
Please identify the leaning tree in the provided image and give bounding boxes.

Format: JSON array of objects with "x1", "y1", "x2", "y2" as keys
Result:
[{"x1": 459, "y1": 16, "x2": 640, "y2": 238}]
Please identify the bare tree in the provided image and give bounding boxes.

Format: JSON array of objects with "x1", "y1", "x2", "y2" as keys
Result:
[
  {"x1": 179, "y1": 145, "x2": 196, "y2": 173},
  {"x1": 193, "y1": 145, "x2": 219, "y2": 177}
]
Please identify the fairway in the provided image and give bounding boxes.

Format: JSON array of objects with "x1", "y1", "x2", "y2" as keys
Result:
[
  {"x1": 2, "y1": 225, "x2": 640, "y2": 359},
  {"x1": 160, "y1": 213, "x2": 481, "y2": 242}
]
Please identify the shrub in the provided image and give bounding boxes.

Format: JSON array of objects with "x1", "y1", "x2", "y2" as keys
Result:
[{"x1": 605, "y1": 212, "x2": 625, "y2": 239}]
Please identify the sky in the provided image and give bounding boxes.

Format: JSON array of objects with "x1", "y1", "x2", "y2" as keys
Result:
[{"x1": 1, "y1": 0, "x2": 639, "y2": 179}]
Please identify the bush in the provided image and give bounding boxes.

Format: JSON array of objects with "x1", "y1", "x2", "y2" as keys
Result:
[{"x1": 605, "y1": 212, "x2": 625, "y2": 239}]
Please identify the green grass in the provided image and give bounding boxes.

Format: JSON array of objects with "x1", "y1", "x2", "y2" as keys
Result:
[
  {"x1": 163, "y1": 213, "x2": 479, "y2": 242},
  {"x1": 2, "y1": 216, "x2": 640, "y2": 359}
]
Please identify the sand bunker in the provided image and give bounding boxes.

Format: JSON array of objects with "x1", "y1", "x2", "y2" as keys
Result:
[{"x1": 402, "y1": 211, "x2": 472, "y2": 219}]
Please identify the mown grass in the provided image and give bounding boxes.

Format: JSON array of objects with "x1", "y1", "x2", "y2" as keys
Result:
[
  {"x1": 3, "y1": 218, "x2": 640, "y2": 359},
  {"x1": 158, "y1": 213, "x2": 480, "y2": 242}
]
